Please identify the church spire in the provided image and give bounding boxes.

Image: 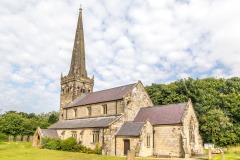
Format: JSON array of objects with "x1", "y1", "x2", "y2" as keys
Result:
[{"x1": 68, "y1": 6, "x2": 87, "y2": 77}]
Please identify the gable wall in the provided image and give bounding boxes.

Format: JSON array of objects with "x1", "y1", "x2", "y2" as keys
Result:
[
  {"x1": 153, "y1": 125, "x2": 183, "y2": 157},
  {"x1": 138, "y1": 121, "x2": 153, "y2": 157},
  {"x1": 181, "y1": 101, "x2": 204, "y2": 156},
  {"x1": 123, "y1": 82, "x2": 153, "y2": 121}
]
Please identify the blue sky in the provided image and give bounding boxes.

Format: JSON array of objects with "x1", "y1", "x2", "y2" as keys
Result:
[{"x1": 0, "y1": 0, "x2": 240, "y2": 113}]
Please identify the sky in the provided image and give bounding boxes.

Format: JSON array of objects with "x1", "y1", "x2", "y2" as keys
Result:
[{"x1": 0, "y1": 0, "x2": 240, "y2": 114}]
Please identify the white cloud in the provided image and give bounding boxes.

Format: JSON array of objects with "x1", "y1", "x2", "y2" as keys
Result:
[{"x1": 0, "y1": 0, "x2": 240, "y2": 113}]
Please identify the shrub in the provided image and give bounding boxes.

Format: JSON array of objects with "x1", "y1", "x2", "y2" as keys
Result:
[
  {"x1": 41, "y1": 137, "x2": 61, "y2": 150},
  {"x1": 94, "y1": 142, "x2": 102, "y2": 154},
  {"x1": 73, "y1": 144, "x2": 87, "y2": 152},
  {"x1": 60, "y1": 137, "x2": 77, "y2": 151},
  {"x1": 0, "y1": 132, "x2": 8, "y2": 142},
  {"x1": 46, "y1": 138, "x2": 61, "y2": 150},
  {"x1": 40, "y1": 136, "x2": 101, "y2": 154},
  {"x1": 41, "y1": 136, "x2": 51, "y2": 148}
]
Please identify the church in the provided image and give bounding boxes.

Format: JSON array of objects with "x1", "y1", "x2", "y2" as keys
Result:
[{"x1": 33, "y1": 7, "x2": 204, "y2": 158}]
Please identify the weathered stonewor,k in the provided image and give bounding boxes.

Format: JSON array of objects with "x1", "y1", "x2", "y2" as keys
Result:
[{"x1": 32, "y1": 7, "x2": 204, "y2": 158}]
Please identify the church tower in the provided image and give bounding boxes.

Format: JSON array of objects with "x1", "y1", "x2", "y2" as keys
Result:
[{"x1": 60, "y1": 7, "x2": 94, "y2": 119}]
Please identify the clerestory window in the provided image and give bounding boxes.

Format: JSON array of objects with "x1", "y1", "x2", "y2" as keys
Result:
[
  {"x1": 87, "y1": 107, "x2": 91, "y2": 116},
  {"x1": 102, "y1": 105, "x2": 107, "y2": 115}
]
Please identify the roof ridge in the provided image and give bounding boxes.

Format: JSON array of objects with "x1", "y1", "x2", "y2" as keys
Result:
[
  {"x1": 141, "y1": 102, "x2": 187, "y2": 109},
  {"x1": 91, "y1": 83, "x2": 136, "y2": 94},
  {"x1": 59, "y1": 115, "x2": 120, "y2": 121},
  {"x1": 125, "y1": 121, "x2": 145, "y2": 123}
]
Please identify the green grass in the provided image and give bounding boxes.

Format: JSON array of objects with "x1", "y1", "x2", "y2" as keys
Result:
[
  {"x1": 2, "y1": 142, "x2": 240, "y2": 160},
  {"x1": 199, "y1": 146, "x2": 240, "y2": 160},
  {"x1": 0, "y1": 142, "x2": 157, "y2": 160}
]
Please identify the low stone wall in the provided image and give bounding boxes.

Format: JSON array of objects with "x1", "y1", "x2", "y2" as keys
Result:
[{"x1": 8, "y1": 135, "x2": 33, "y2": 142}]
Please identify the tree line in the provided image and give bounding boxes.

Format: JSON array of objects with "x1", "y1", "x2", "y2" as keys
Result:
[
  {"x1": 0, "y1": 111, "x2": 59, "y2": 141},
  {"x1": 145, "y1": 77, "x2": 240, "y2": 146}
]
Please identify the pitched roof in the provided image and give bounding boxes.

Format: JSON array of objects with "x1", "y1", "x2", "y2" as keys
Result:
[
  {"x1": 116, "y1": 122, "x2": 145, "y2": 137},
  {"x1": 48, "y1": 115, "x2": 120, "y2": 129},
  {"x1": 133, "y1": 103, "x2": 187, "y2": 125},
  {"x1": 41, "y1": 129, "x2": 59, "y2": 138},
  {"x1": 64, "y1": 83, "x2": 135, "y2": 108}
]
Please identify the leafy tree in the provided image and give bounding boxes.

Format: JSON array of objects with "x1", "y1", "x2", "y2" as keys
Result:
[
  {"x1": 48, "y1": 113, "x2": 59, "y2": 124},
  {"x1": 0, "y1": 110, "x2": 59, "y2": 136}
]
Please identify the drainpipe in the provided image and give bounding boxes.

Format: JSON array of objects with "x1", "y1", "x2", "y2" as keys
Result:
[
  {"x1": 115, "y1": 101, "x2": 117, "y2": 115},
  {"x1": 115, "y1": 135, "x2": 117, "y2": 155},
  {"x1": 153, "y1": 129, "x2": 155, "y2": 148},
  {"x1": 102, "y1": 128, "x2": 104, "y2": 148}
]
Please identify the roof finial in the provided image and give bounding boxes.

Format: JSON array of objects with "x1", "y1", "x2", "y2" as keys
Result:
[{"x1": 80, "y1": 4, "x2": 82, "y2": 11}]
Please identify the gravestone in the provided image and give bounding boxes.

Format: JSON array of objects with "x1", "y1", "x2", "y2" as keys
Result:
[
  {"x1": 126, "y1": 150, "x2": 135, "y2": 160},
  {"x1": 16, "y1": 135, "x2": 22, "y2": 141},
  {"x1": 8, "y1": 135, "x2": 14, "y2": 142},
  {"x1": 22, "y1": 135, "x2": 28, "y2": 142},
  {"x1": 221, "y1": 151, "x2": 224, "y2": 160},
  {"x1": 208, "y1": 147, "x2": 212, "y2": 160}
]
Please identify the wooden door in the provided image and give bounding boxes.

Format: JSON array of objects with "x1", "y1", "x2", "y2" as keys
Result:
[{"x1": 124, "y1": 139, "x2": 130, "y2": 155}]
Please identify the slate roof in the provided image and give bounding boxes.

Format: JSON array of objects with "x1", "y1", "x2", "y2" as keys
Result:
[
  {"x1": 41, "y1": 129, "x2": 59, "y2": 138},
  {"x1": 48, "y1": 115, "x2": 120, "y2": 129},
  {"x1": 133, "y1": 103, "x2": 187, "y2": 125},
  {"x1": 64, "y1": 83, "x2": 136, "y2": 108},
  {"x1": 116, "y1": 122, "x2": 145, "y2": 137}
]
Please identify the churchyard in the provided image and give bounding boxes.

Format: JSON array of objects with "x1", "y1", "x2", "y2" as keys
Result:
[
  {"x1": 0, "y1": 141, "x2": 240, "y2": 160},
  {"x1": 0, "y1": 142, "x2": 157, "y2": 160}
]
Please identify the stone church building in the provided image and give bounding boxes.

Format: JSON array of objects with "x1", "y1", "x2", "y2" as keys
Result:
[{"x1": 33, "y1": 8, "x2": 203, "y2": 158}]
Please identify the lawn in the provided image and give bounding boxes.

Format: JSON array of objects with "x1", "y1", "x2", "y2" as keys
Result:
[
  {"x1": 199, "y1": 146, "x2": 240, "y2": 160},
  {"x1": 0, "y1": 142, "x2": 157, "y2": 160},
  {"x1": 1, "y1": 142, "x2": 240, "y2": 160}
]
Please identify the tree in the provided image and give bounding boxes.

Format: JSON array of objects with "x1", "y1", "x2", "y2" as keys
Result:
[{"x1": 48, "y1": 113, "x2": 59, "y2": 124}]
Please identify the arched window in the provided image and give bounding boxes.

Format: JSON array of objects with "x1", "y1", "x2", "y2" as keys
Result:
[{"x1": 189, "y1": 118, "x2": 195, "y2": 143}]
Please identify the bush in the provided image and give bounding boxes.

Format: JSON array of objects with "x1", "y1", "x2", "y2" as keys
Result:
[
  {"x1": 47, "y1": 138, "x2": 61, "y2": 150},
  {"x1": 94, "y1": 142, "x2": 102, "y2": 154},
  {"x1": 41, "y1": 136, "x2": 51, "y2": 148},
  {"x1": 40, "y1": 136, "x2": 101, "y2": 155},
  {"x1": 73, "y1": 144, "x2": 87, "y2": 152},
  {"x1": 0, "y1": 132, "x2": 8, "y2": 142},
  {"x1": 60, "y1": 137, "x2": 77, "y2": 151},
  {"x1": 41, "y1": 137, "x2": 61, "y2": 150}
]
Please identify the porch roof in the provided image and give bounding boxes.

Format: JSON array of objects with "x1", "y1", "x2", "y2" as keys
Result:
[{"x1": 116, "y1": 122, "x2": 145, "y2": 137}]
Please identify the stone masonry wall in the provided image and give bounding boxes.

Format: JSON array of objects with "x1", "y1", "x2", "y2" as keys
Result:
[
  {"x1": 64, "y1": 100, "x2": 123, "y2": 119},
  {"x1": 116, "y1": 137, "x2": 140, "y2": 156},
  {"x1": 154, "y1": 125, "x2": 183, "y2": 157},
  {"x1": 123, "y1": 82, "x2": 153, "y2": 122},
  {"x1": 56, "y1": 128, "x2": 103, "y2": 149},
  {"x1": 138, "y1": 121, "x2": 153, "y2": 157},
  {"x1": 181, "y1": 101, "x2": 204, "y2": 156}
]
